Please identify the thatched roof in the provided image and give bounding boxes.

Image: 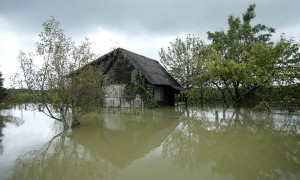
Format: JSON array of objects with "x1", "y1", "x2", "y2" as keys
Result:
[{"x1": 92, "y1": 48, "x2": 182, "y2": 90}]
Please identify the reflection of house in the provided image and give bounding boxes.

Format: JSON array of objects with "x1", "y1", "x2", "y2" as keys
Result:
[
  {"x1": 87, "y1": 48, "x2": 182, "y2": 107},
  {"x1": 72, "y1": 112, "x2": 179, "y2": 168}
]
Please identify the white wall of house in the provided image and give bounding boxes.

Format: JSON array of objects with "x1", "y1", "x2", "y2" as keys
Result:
[{"x1": 104, "y1": 84, "x2": 142, "y2": 108}]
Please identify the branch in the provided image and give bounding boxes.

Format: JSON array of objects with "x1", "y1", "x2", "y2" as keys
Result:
[{"x1": 41, "y1": 103, "x2": 62, "y2": 122}]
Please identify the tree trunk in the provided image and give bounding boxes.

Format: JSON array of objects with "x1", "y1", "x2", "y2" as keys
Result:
[
  {"x1": 71, "y1": 116, "x2": 80, "y2": 128},
  {"x1": 62, "y1": 119, "x2": 69, "y2": 129},
  {"x1": 220, "y1": 90, "x2": 228, "y2": 105},
  {"x1": 60, "y1": 107, "x2": 69, "y2": 129},
  {"x1": 234, "y1": 82, "x2": 240, "y2": 101},
  {"x1": 234, "y1": 98, "x2": 242, "y2": 108},
  {"x1": 214, "y1": 82, "x2": 228, "y2": 105},
  {"x1": 200, "y1": 84, "x2": 204, "y2": 106},
  {"x1": 236, "y1": 85, "x2": 258, "y2": 107},
  {"x1": 71, "y1": 104, "x2": 80, "y2": 128}
]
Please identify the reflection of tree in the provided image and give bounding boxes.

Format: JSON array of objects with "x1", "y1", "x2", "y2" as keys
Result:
[
  {"x1": 162, "y1": 108, "x2": 300, "y2": 179},
  {"x1": 0, "y1": 114, "x2": 24, "y2": 154},
  {"x1": 0, "y1": 116, "x2": 4, "y2": 154},
  {"x1": 11, "y1": 132, "x2": 119, "y2": 180},
  {"x1": 11, "y1": 111, "x2": 179, "y2": 179}
]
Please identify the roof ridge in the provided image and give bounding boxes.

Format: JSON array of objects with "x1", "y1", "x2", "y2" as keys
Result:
[{"x1": 119, "y1": 48, "x2": 159, "y2": 62}]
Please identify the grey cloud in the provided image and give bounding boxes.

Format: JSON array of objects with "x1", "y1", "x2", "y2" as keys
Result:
[
  {"x1": 1, "y1": 0, "x2": 299, "y2": 88},
  {"x1": 0, "y1": 0, "x2": 299, "y2": 40}
]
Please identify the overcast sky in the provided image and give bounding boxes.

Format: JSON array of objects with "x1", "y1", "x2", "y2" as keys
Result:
[{"x1": 1, "y1": 0, "x2": 300, "y2": 87}]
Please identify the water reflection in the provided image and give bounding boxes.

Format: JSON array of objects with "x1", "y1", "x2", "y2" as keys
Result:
[
  {"x1": 12, "y1": 131, "x2": 120, "y2": 180},
  {"x1": 0, "y1": 113, "x2": 24, "y2": 154},
  {"x1": 11, "y1": 109, "x2": 180, "y2": 179},
  {"x1": 0, "y1": 116, "x2": 4, "y2": 154},
  {"x1": 4, "y1": 106, "x2": 300, "y2": 179},
  {"x1": 162, "y1": 107, "x2": 300, "y2": 179},
  {"x1": 72, "y1": 111, "x2": 179, "y2": 168}
]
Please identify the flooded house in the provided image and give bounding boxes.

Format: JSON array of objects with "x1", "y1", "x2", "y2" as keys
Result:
[{"x1": 88, "y1": 48, "x2": 182, "y2": 107}]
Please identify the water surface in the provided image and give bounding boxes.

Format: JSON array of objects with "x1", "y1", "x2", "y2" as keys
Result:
[{"x1": 0, "y1": 106, "x2": 299, "y2": 180}]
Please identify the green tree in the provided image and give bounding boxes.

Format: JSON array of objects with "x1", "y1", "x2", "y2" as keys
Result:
[
  {"x1": 159, "y1": 34, "x2": 207, "y2": 89},
  {"x1": 0, "y1": 72, "x2": 6, "y2": 100},
  {"x1": 13, "y1": 17, "x2": 107, "y2": 129},
  {"x1": 133, "y1": 72, "x2": 156, "y2": 108},
  {"x1": 196, "y1": 4, "x2": 300, "y2": 105}
]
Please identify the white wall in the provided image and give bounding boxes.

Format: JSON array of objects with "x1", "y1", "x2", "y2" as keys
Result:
[{"x1": 104, "y1": 84, "x2": 142, "y2": 108}]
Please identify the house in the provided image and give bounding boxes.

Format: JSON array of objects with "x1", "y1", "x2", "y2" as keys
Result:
[{"x1": 87, "y1": 48, "x2": 182, "y2": 107}]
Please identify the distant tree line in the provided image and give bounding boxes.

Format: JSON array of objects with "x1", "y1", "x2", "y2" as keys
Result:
[
  {"x1": 159, "y1": 4, "x2": 300, "y2": 107},
  {"x1": 0, "y1": 72, "x2": 8, "y2": 104}
]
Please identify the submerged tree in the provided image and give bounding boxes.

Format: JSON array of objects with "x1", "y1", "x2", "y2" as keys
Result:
[
  {"x1": 13, "y1": 17, "x2": 107, "y2": 129},
  {"x1": 195, "y1": 4, "x2": 300, "y2": 105},
  {"x1": 159, "y1": 34, "x2": 207, "y2": 89}
]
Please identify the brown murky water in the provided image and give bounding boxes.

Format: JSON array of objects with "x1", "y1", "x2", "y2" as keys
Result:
[{"x1": 0, "y1": 105, "x2": 299, "y2": 180}]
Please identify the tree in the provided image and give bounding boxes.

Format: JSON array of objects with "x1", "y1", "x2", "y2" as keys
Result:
[
  {"x1": 196, "y1": 4, "x2": 300, "y2": 105},
  {"x1": 159, "y1": 34, "x2": 207, "y2": 89},
  {"x1": 13, "y1": 17, "x2": 107, "y2": 129},
  {"x1": 0, "y1": 72, "x2": 6, "y2": 100}
]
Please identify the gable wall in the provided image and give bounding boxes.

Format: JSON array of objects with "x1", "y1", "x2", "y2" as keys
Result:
[
  {"x1": 103, "y1": 55, "x2": 141, "y2": 107},
  {"x1": 106, "y1": 56, "x2": 135, "y2": 84}
]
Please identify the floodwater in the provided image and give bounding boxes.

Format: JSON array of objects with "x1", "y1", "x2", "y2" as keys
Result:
[{"x1": 0, "y1": 105, "x2": 300, "y2": 180}]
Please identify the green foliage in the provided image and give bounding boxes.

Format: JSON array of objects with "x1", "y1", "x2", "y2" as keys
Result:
[
  {"x1": 158, "y1": 4, "x2": 300, "y2": 107},
  {"x1": 259, "y1": 84, "x2": 300, "y2": 106},
  {"x1": 159, "y1": 34, "x2": 207, "y2": 89},
  {"x1": 195, "y1": 4, "x2": 300, "y2": 106},
  {"x1": 12, "y1": 17, "x2": 107, "y2": 128},
  {"x1": 1, "y1": 89, "x2": 32, "y2": 105},
  {"x1": 0, "y1": 72, "x2": 7, "y2": 100},
  {"x1": 70, "y1": 65, "x2": 107, "y2": 111},
  {"x1": 252, "y1": 102, "x2": 271, "y2": 112},
  {"x1": 0, "y1": 72, "x2": 9, "y2": 109},
  {"x1": 185, "y1": 87, "x2": 227, "y2": 104},
  {"x1": 133, "y1": 72, "x2": 156, "y2": 108},
  {"x1": 122, "y1": 83, "x2": 136, "y2": 103},
  {"x1": 122, "y1": 74, "x2": 156, "y2": 109}
]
